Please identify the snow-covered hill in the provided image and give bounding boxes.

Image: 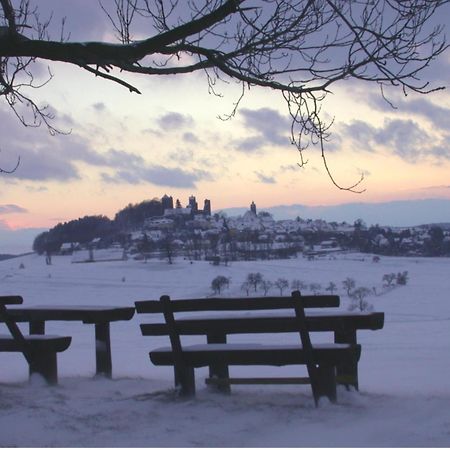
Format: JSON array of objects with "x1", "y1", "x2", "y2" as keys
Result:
[{"x1": 0, "y1": 253, "x2": 449, "y2": 446}]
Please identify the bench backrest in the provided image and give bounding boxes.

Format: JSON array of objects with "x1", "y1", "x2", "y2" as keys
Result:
[
  {"x1": 136, "y1": 293, "x2": 340, "y2": 338},
  {"x1": 135, "y1": 294, "x2": 339, "y2": 314}
]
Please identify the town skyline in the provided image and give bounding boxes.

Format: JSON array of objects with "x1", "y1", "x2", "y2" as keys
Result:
[{"x1": 2, "y1": 195, "x2": 450, "y2": 256}]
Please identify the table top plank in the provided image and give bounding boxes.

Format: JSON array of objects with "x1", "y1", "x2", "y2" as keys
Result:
[{"x1": 6, "y1": 305, "x2": 135, "y2": 323}]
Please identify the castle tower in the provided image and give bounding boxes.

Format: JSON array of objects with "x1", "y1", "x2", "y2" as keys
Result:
[
  {"x1": 203, "y1": 199, "x2": 211, "y2": 216},
  {"x1": 161, "y1": 194, "x2": 174, "y2": 211},
  {"x1": 188, "y1": 195, "x2": 198, "y2": 213}
]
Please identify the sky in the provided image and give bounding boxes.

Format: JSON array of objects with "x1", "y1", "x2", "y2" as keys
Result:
[{"x1": 1, "y1": 1, "x2": 450, "y2": 247}]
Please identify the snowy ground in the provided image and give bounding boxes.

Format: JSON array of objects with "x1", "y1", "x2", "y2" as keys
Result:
[{"x1": 0, "y1": 253, "x2": 449, "y2": 447}]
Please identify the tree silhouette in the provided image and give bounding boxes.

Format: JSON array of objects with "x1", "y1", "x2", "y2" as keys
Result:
[
  {"x1": 211, "y1": 275, "x2": 230, "y2": 295},
  {"x1": 260, "y1": 279, "x2": 273, "y2": 296},
  {"x1": 274, "y1": 277, "x2": 289, "y2": 295},
  {"x1": 325, "y1": 281, "x2": 337, "y2": 295},
  {"x1": 348, "y1": 287, "x2": 373, "y2": 312},
  {"x1": 1, "y1": 1, "x2": 448, "y2": 187},
  {"x1": 342, "y1": 277, "x2": 356, "y2": 297},
  {"x1": 246, "y1": 272, "x2": 263, "y2": 292}
]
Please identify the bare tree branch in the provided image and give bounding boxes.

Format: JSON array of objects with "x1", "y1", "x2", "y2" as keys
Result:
[
  {"x1": 0, "y1": 0, "x2": 449, "y2": 186},
  {"x1": 0, "y1": 150, "x2": 20, "y2": 173}
]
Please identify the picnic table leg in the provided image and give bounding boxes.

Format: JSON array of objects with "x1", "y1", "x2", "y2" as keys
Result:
[
  {"x1": 95, "y1": 322, "x2": 112, "y2": 378},
  {"x1": 334, "y1": 329, "x2": 358, "y2": 390},
  {"x1": 207, "y1": 333, "x2": 230, "y2": 394},
  {"x1": 28, "y1": 320, "x2": 57, "y2": 382},
  {"x1": 28, "y1": 348, "x2": 58, "y2": 385}
]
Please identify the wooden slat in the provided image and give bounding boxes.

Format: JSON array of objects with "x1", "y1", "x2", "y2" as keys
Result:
[
  {"x1": 0, "y1": 295, "x2": 23, "y2": 306},
  {"x1": 205, "y1": 377, "x2": 311, "y2": 385},
  {"x1": 205, "y1": 375, "x2": 357, "y2": 386},
  {"x1": 7, "y1": 306, "x2": 135, "y2": 323},
  {"x1": 140, "y1": 312, "x2": 385, "y2": 336},
  {"x1": 135, "y1": 295, "x2": 339, "y2": 313},
  {"x1": 0, "y1": 335, "x2": 71, "y2": 353},
  {"x1": 150, "y1": 344, "x2": 361, "y2": 367}
]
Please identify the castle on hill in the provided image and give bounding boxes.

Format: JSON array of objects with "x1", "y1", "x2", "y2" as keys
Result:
[{"x1": 161, "y1": 194, "x2": 211, "y2": 217}]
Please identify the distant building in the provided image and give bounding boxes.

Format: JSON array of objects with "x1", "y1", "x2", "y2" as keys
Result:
[
  {"x1": 161, "y1": 194, "x2": 211, "y2": 217},
  {"x1": 188, "y1": 195, "x2": 198, "y2": 213},
  {"x1": 204, "y1": 199, "x2": 211, "y2": 216},
  {"x1": 161, "y1": 194, "x2": 174, "y2": 210},
  {"x1": 60, "y1": 242, "x2": 80, "y2": 255}
]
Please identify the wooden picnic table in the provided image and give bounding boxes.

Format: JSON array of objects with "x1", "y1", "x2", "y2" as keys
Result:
[{"x1": 6, "y1": 305, "x2": 135, "y2": 377}]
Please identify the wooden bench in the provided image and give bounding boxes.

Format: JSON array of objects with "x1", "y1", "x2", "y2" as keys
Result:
[
  {"x1": 0, "y1": 296, "x2": 71, "y2": 384},
  {"x1": 136, "y1": 291, "x2": 364, "y2": 405},
  {"x1": 7, "y1": 305, "x2": 135, "y2": 377}
]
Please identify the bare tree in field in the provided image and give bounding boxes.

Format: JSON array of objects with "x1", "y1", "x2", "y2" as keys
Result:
[
  {"x1": 274, "y1": 277, "x2": 289, "y2": 295},
  {"x1": 246, "y1": 272, "x2": 263, "y2": 292},
  {"x1": 1, "y1": 1, "x2": 448, "y2": 185},
  {"x1": 211, "y1": 275, "x2": 230, "y2": 295}
]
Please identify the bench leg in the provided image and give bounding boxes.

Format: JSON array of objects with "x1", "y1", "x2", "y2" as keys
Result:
[
  {"x1": 28, "y1": 351, "x2": 58, "y2": 385},
  {"x1": 174, "y1": 365, "x2": 195, "y2": 397},
  {"x1": 207, "y1": 333, "x2": 231, "y2": 394},
  {"x1": 334, "y1": 330, "x2": 359, "y2": 390},
  {"x1": 208, "y1": 364, "x2": 231, "y2": 394},
  {"x1": 95, "y1": 322, "x2": 112, "y2": 378},
  {"x1": 315, "y1": 364, "x2": 337, "y2": 404}
]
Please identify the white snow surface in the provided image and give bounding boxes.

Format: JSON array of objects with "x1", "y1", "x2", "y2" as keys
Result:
[{"x1": 0, "y1": 253, "x2": 449, "y2": 447}]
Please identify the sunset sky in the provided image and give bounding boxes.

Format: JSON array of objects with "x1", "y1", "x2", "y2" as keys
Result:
[{"x1": 1, "y1": 1, "x2": 450, "y2": 236}]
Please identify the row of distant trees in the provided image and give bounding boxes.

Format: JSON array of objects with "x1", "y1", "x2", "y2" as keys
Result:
[{"x1": 211, "y1": 271, "x2": 409, "y2": 312}]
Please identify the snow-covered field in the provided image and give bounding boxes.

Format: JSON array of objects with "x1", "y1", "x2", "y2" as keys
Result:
[{"x1": 0, "y1": 253, "x2": 449, "y2": 447}]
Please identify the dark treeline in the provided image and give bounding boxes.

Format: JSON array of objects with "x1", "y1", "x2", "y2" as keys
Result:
[
  {"x1": 114, "y1": 198, "x2": 163, "y2": 230},
  {"x1": 33, "y1": 199, "x2": 163, "y2": 254}
]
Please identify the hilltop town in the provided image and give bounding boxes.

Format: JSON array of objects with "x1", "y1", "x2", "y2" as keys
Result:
[{"x1": 32, "y1": 194, "x2": 450, "y2": 263}]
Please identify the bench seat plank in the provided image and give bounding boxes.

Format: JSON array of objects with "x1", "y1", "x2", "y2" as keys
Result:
[
  {"x1": 0, "y1": 334, "x2": 71, "y2": 384},
  {"x1": 150, "y1": 343, "x2": 361, "y2": 367},
  {"x1": 0, "y1": 334, "x2": 71, "y2": 352},
  {"x1": 0, "y1": 296, "x2": 23, "y2": 306}
]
